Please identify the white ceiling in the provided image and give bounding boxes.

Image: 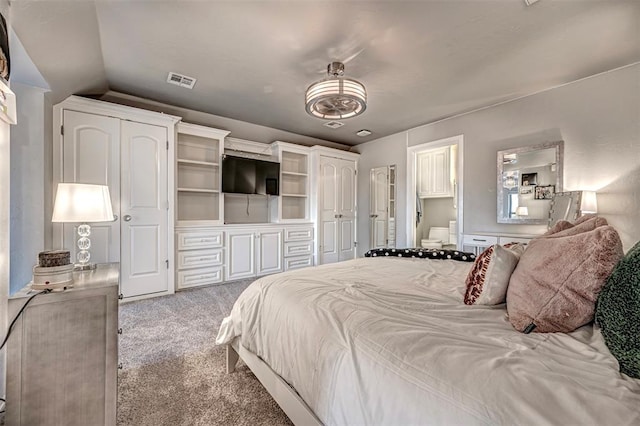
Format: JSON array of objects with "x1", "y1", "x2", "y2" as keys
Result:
[{"x1": 11, "y1": 1, "x2": 640, "y2": 146}]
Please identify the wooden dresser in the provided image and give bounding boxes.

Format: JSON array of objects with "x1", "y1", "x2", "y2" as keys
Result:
[{"x1": 6, "y1": 263, "x2": 119, "y2": 426}]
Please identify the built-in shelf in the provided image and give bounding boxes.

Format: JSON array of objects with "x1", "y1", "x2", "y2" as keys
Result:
[
  {"x1": 177, "y1": 159, "x2": 219, "y2": 167},
  {"x1": 177, "y1": 188, "x2": 219, "y2": 194}
]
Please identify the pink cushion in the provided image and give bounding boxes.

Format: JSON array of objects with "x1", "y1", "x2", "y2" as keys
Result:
[
  {"x1": 464, "y1": 244, "x2": 524, "y2": 306},
  {"x1": 507, "y1": 217, "x2": 623, "y2": 333}
]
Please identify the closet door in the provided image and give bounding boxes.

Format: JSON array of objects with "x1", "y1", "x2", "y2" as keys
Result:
[
  {"x1": 337, "y1": 159, "x2": 356, "y2": 261},
  {"x1": 319, "y1": 157, "x2": 340, "y2": 264},
  {"x1": 62, "y1": 110, "x2": 120, "y2": 264},
  {"x1": 370, "y1": 166, "x2": 389, "y2": 249},
  {"x1": 120, "y1": 121, "x2": 168, "y2": 297}
]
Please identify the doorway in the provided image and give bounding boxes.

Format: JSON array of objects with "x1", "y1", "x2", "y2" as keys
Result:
[{"x1": 406, "y1": 135, "x2": 464, "y2": 249}]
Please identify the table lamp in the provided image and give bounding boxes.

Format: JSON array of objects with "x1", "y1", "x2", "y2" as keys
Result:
[
  {"x1": 515, "y1": 206, "x2": 529, "y2": 217},
  {"x1": 580, "y1": 191, "x2": 598, "y2": 214},
  {"x1": 52, "y1": 183, "x2": 114, "y2": 270}
]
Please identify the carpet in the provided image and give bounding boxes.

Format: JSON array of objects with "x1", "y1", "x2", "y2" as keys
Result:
[{"x1": 118, "y1": 279, "x2": 293, "y2": 426}]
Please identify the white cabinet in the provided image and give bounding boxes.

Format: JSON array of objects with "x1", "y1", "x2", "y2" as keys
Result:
[
  {"x1": 176, "y1": 123, "x2": 229, "y2": 225},
  {"x1": 462, "y1": 233, "x2": 535, "y2": 255},
  {"x1": 226, "y1": 227, "x2": 283, "y2": 281},
  {"x1": 417, "y1": 146, "x2": 453, "y2": 198},
  {"x1": 313, "y1": 149, "x2": 359, "y2": 265},
  {"x1": 53, "y1": 96, "x2": 180, "y2": 300},
  {"x1": 283, "y1": 225, "x2": 314, "y2": 271},
  {"x1": 175, "y1": 228, "x2": 224, "y2": 289}
]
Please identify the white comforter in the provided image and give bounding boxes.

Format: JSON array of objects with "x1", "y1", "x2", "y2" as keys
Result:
[{"x1": 216, "y1": 257, "x2": 640, "y2": 425}]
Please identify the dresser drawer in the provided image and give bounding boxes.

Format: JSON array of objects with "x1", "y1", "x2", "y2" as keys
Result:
[
  {"x1": 178, "y1": 248, "x2": 223, "y2": 270},
  {"x1": 177, "y1": 230, "x2": 223, "y2": 250},
  {"x1": 462, "y1": 234, "x2": 498, "y2": 246},
  {"x1": 284, "y1": 226, "x2": 313, "y2": 242},
  {"x1": 284, "y1": 241, "x2": 313, "y2": 258},
  {"x1": 177, "y1": 267, "x2": 223, "y2": 289},
  {"x1": 284, "y1": 255, "x2": 313, "y2": 271}
]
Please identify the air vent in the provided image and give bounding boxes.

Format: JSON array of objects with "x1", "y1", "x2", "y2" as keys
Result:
[
  {"x1": 166, "y1": 72, "x2": 197, "y2": 89},
  {"x1": 323, "y1": 121, "x2": 344, "y2": 129},
  {"x1": 356, "y1": 129, "x2": 372, "y2": 137}
]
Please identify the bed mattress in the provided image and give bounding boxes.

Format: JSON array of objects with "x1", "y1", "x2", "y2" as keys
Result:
[{"x1": 217, "y1": 257, "x2": 640, "y2": 425}]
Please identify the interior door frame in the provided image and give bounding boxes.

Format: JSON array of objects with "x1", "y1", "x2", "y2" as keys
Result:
[{"x1": 406, "y1": 134, "x2": 464, "y2": 249}]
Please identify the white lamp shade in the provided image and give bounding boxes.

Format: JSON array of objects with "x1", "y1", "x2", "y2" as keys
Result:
[
  {"x1": 515, "y1": 206, "x2": 529, "y2": 216},
  {"x1": 52, "y1": 183, "x2": 115, "y2": 223},
  {"x1": 580, "y1": 191, "x2": 598, "y2": 214}
]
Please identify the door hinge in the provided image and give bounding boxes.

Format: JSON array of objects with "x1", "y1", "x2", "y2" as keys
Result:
[
  {"x1": 166, "y1": 140, "x2": 169, "y2": 150},
  {"x1": 354, "y1": 241, "x2": 358, "y2": 247},
  {"x1": 60, "y1": 125, "x2": 64, "y2": 135},
  {"x1": 166, "y1": 259, "x2": 169, "y2": 269}
]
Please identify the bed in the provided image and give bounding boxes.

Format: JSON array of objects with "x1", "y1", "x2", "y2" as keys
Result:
[{"x1": 216, "y1": 256, "x2": 640, "y2": 425}]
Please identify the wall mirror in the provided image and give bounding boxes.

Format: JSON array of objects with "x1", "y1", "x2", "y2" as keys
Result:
[
  {"x1": 497, "y1": 141, "x2": 563, "y2": 224},
  {"x1": 369, "y1": 165, "x2": 396, "y2": 248}
]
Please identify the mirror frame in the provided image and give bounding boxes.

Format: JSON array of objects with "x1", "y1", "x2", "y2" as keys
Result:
[
  {"x1": 548, "y1": 191, "x2": 582, "y2": 228},
  {"x1": 497, "y1": 141, "x2": 564, "y2": 224}
]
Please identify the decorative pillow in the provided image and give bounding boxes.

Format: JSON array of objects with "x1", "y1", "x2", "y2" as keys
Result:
[
  {"x1": 595, "y1": 240, "x2": 640, "y2": 378},
  {"x1": 507, "y1": 218, "x2": 623, "y2": 333},
  {"x1": 543, "y1": 214, "x2": 608, "y2": 237},
  {"x1": 464, "y1": 244, "x2": 523, "y2": 305},
  {"x1": 364, "y1": 248, "x2": 475, "y2": 262}
]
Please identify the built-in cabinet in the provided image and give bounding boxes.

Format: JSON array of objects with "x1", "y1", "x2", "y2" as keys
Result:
[
  {"x1": 272, "y1": 142, "x2": 310, "y2": 222},
  {"x1": 225, "y1": 227, "x2": 283, "y2": 280},
  {"x1": 53, "y1": 96, "x2": 180, "y2": 300},
  {"x1": 417, "y1": 146, "x2": 453, "y2": 198},
  {"x1": 313, "y1": 149, "x2": 360, "y2": 265}
]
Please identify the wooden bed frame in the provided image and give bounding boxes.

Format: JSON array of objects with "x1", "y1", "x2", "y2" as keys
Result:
[{"x1": 226, "y1": 339, "x2": 323, "y2": 426}]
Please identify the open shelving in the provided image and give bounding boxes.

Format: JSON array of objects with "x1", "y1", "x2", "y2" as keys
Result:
[{"x1": 273, "y1": 144, "x2": 310, "y2": 222}]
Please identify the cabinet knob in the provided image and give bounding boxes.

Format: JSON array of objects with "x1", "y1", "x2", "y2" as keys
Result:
[
  {"x1": 117, "y1": 328, "x2": 123, "y2": 335},
  {"x1": 118, "y1": 293, "x2": 124, "y2": 300},
  {"x1": 118, "y1": 363, "x2": 123, "y2": 370},
  {"x1": 123, "y1": 215, "x2": 132, "y2": 222}
]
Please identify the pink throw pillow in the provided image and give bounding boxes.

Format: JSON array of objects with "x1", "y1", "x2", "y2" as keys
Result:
[{"x1": 507, "y1": 217, "x2": 623, "y2": 333}]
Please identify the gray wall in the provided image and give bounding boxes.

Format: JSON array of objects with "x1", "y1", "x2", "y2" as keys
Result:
[
  {"x1": 416, "y1": 197, "x2": 456, "y2": 246},
  {"x1": 355, "y1": 63, "x2": 640, "y2": 255},
  {"x1": 10, "y1": 83, "x2": 47, "y2": 294}
]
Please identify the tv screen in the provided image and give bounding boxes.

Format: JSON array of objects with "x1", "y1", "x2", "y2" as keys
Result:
[{"x1": 222, "y1": 155, "x2": 280, "y2": 196}]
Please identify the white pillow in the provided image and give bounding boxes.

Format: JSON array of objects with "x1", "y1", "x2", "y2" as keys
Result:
[{"x1": 464, "y1": 244, "x2": 523, "y2": 305}]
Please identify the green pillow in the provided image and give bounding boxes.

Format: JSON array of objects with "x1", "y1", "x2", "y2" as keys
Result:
[{"x1": 595, "y1": 240, "x2": 640, "y2": 378}]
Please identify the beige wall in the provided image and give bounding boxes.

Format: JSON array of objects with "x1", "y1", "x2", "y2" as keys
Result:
[{"x1": 356, "y1": 63, "x2": 640, "y2": 255}]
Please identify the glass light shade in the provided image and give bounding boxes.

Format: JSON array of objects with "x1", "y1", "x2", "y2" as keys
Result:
[
  {"x1": 305, "y1": 77, "x2": 367, "y2": 120},
  {"x1": 580, "y1": 191, "x2": 598, "y2": 214},
  {"x1": 52, "y1": 183, "x2": 114, "y2": 223},
  {"x1": 515, "y1": 206, "x2": 529, "y2": 216}
]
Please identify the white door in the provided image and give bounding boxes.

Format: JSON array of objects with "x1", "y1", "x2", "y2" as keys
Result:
[
  {"x1": 319, "y1": 157, "x2": 339, "y2": 264},
  {"x1": 226, "y1": 231, "x2": 256, "y2": 280},
  {"x1": 319, "y1": 156, "x2": 357, "y2": 264},
  {"x1": 120, "y1": 121, "x2": 168, "y2": 297},
  {"x1": 257, "y1": 230, "x2": 283, "y2": 275},
  {"x1": 62, "y1": 110, "x2": 120, "y2": 265},
  {"x1": 338, "y1": 159, "x2": 356, "y2": 261},
  {"x1": 370, "y1": 166, "x2": 389, "y2": 249}
]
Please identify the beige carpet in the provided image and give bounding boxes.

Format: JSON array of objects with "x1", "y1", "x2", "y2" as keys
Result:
[{"x1": 118, "y1": 280, "x2": 292, "y2": 426}]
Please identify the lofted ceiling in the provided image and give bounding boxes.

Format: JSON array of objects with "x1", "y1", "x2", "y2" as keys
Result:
[{"x1": 10, "y1": 1, "x2": 640, "y2": 146}]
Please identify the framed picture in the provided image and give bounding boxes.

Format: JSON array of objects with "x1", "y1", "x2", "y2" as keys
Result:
[
  {"x1": 0, "y1": 13, "x2": 9, "y2": 81},
  {"x1": 521, "y1": 172, "x2": 538, "y2": 186},
  {"x1": 535, "y1": 185, "x2": 555, "y2": 200},
  {"x1": 520, "y1": 185, "x2": 534, "y2": 195}
]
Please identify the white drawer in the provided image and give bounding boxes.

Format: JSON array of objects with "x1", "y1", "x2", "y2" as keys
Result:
[
  {"x1": 177, "y1": 267, "x2": 223, "y2": 289},
  {"x1": 462, "y1": 234, "x2": 498, "y2": 246},
  {"x1": 177, "y1": 231, "x2": 223, "y2": 250},
  {"x1": 284, "y1": 226, "x2": 313, "y2": 242},
  {"x1": 284, "y1": 255, "x2": 313, "y2": 271},
  {"x1": 284, "y1": 241, "x2": 313, "y2": 258},
  {"x1": 178, "y1": 248, "x2": 223, "y2": 270}
]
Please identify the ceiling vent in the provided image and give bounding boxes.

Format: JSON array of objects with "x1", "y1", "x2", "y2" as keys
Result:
[
  {"x1": 323, "y1": 121, "x2": 345, "y2": 129},
  {"x1": 167, "y1": 72, "x2": 197, "y2": 89},
  {"x1": 356, "y1": 129, "x2": 372, "y2": 137}
]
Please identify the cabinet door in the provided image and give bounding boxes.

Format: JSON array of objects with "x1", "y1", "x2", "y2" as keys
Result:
[
  {"x1": 62, "y1": 110, "x2": 120, "y2": 264},
  {"x1": 120, "y1": 121, "x2": 169, "y2": 298},
  {"x1": 226, "y1": 231, "x2": 256, "y2": 280},
  {"x1": 431, "y1": 147, "x2": 451, "y2": 196},
  {"x1": 257, "y1": 230, "x2": 283, "y2": 275},
  {"x1": 416, "y1": 151, "x2": 432, "y2": 198},
  {"x1": 338, "y1": 159, "x2": 356, "y2": 262},
  {"x1": 319, "y1": 157, "x2": 340, "y2": 264}
]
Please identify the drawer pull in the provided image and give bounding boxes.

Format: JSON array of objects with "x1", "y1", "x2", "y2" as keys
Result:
[{"x1": 472, "y1": 238, "x2": 487, "y2": 242}]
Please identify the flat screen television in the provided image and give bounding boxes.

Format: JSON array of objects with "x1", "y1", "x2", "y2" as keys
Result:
[{"x1": 222, "y1": 155, "x2": 280, "y2": 196}]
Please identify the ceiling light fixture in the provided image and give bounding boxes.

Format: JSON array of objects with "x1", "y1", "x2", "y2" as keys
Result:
[{"x1": 305, "y1": 62, "x2": 367, "y2": 120}]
